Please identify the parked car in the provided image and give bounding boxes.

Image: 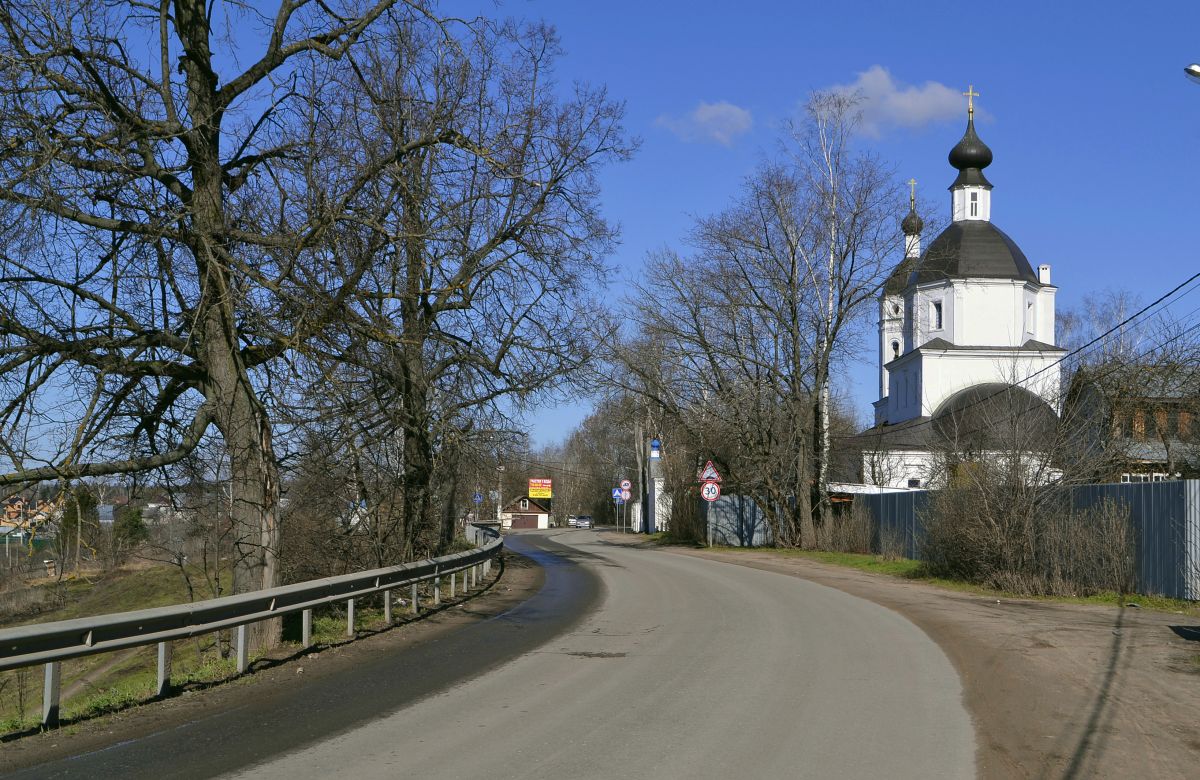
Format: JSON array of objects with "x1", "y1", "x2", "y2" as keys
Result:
[
  {"x1": 576, "y1": 516, "x2": 592, "y2": 529},
  {"x1": 567, "y1": 515, "x2": 578, "y2": 527}
]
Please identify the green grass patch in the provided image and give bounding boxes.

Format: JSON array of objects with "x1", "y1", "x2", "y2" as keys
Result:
[
  {"x1": 644, "y1": 532, "x2": 704, "y2": 547},
  {"x1": 172, "y1": 653, "x2": 240, "y2": 687},
  {"x1": 705, "y1": 545, "x2": 1200, "y2": 616},
  {"x1": 62, "y1": 671, "x2": 155, "y2": 720},
  {"x1": 710, "y1": 545, "x2": 927, "y2": 578},
  {"x1": 5, "y1": 564, "x2": 231, "y2": 629}
]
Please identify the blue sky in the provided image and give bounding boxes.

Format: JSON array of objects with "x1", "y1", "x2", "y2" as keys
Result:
[{"x1": 490, "y1": 0, "x2": 1200, "y2": 447}]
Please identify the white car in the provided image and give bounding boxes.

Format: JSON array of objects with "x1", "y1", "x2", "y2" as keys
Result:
[
  {"x1": 576, "y1": 516, "x2": 592, "y2": 529},
  {"x1": 567, "y1": 515, "x2": 578, "y2": 527}
]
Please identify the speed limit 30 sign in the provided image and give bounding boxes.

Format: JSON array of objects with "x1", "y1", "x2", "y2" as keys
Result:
[{"x1": 700, "y1": 481, "x2": 721, "y2": 502}]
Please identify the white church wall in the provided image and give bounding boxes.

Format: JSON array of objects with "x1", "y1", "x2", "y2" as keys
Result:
[
  {"x1": 909, "y1": 283, "x2": 954, "y2": 346},
  {"x1": 878, "y1": 294, "x2": 905, "y2": 397},
  {"x1": 918, "y1": 350, "x2": 1061, "y2": 417},
  {"x1": 951, "y1": 184, "x2": 992, "y2": 222},
  {"x1": 862, "y1": 448, "x2": 1060, "y2": 490},
  {"x1": 885, "y1": 358, "x2": 924, "y2": 422},
  {"x1": 861, "y1": 449, "x2": 939, "y2": 490},
  {"x1": 1037, "y1": 285, "x2": 1056, "y2": 345},
  {"x1": 955, "y1": 280, "x2": 1031, "y2": 347}
]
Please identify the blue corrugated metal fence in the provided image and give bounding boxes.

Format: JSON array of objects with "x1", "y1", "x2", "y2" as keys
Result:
[{"x1": 855, "y1": 481, "x2": 1200, "y2": 600}]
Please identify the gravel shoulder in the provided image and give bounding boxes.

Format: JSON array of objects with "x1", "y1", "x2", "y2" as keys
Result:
[{"x1": 608, "y1": 534, "x2": 1200, "y2": 779}]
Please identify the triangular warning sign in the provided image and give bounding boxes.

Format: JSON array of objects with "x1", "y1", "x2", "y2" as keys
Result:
[{"x1": 698, "y1": 460, "x2": 722, "y2": 482}]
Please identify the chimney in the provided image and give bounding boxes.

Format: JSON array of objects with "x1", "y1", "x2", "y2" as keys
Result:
[{"x1": 1038, "y1": 264, "x2": 1051, "y2": 284}]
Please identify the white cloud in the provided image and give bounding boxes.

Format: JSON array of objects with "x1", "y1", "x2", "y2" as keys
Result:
[
  {"x1": 829, "y1": 66, "x2": 970, "y2": 138},
  {"x1": 655, "y1": 101, "x2": 753, "y2": 146}
]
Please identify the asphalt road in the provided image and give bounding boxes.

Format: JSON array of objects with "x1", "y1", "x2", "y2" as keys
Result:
[{"x1": 227, "y1": 530, "x2": 975, "y2": 779}]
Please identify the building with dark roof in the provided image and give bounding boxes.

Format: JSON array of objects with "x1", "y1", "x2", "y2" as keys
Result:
[
  {"x1": 1063, "y1": 363, "x2": 1200, "y2": 482},
  {"x1": 861, "y1": 89, "x2": 1064, "y2": 489}
]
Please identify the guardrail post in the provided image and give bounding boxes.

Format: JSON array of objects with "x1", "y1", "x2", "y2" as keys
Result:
[
  {"x1": 42, "y1": 661, "x2": 61, "y2": 728},
  {"x1": 383, "y1": 589, "x2": 392, "y2": 624},
  {"x1": 236, "y1": 624, "x2": 249, "y2": 674},
  {"x1": 450, "y1": 572, "x2": 456, "y2": 597},
  {"x1": 434, "y1": 575, "x2": 441, "y2": 606},
  {"x1": 302, "y1": 608, "x2": 313, "y2": 648},
  {"x1": 410, "y1": 583, "x2": 418, "y2": 614},
  {"x1": 156, "y1": 641, "x2": 173, "y2": 697},
  {"x1": 471, "y1": 564, "x2": 478, "y2": 588},
  {"x1": 346, "y1": 598, "x2": 355, "y2": 637}
]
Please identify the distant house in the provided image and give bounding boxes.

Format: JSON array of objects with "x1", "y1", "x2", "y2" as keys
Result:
[
  {"x1": 3, "y1": 497, "x2": 61, "y2": 538},
  {"x1": 499, "y1": 496, "x2": 550, "y2": 530},
  {"x1": 1064, "y1": 363, "x2": 1200, "y2": 482}
]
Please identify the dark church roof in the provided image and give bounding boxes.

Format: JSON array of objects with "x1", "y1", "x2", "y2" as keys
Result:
[
  {"x1": 855, "y1": 383, "x2": 1059, "y2": 451},
  {"x1": 883, "y1": 255, "x2": 917, "y2": 295},
  {"x1": 931, "y1": 383, "x2": 1058, "y2": 450},
  {"x1": 910, "y1": 220, "x2": 1039, "y2": 286}
]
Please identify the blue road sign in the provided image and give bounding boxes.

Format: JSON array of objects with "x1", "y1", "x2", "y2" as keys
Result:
[
  {"x1": 472, "y1": 492, "x2": 483, "y2": 504},
  {"x1": 612, "y1": 488, "x2": 622, "y2": 499}
]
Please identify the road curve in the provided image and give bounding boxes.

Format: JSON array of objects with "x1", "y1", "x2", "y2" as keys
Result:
[{"x1": 230, "y1": 530, "x2": 975, "y2": 779}]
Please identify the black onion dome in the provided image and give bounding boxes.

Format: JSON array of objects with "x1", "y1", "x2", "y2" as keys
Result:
[
  {"x1": 901, "y1": 207, "x2": 924, "y2": 236},
  {"x1": 910, "y1": 221, "x2": 1038, "y2": 285},
  {"x1": 931, "y1": 383, "x2": 1057, "y2": 451},
  {"x1": 947, "y1": 117, "x2": 993, "y2": 189}
]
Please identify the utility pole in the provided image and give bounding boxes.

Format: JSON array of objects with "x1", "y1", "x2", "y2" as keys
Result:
[
  {"x1": 495, "y1": 464, "x2": 505, "y2": 525},
  {"x1": 633, "y1": 421, "x2": 645, "y2": 532}
]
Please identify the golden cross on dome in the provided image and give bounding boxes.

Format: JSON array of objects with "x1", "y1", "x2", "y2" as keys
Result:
[
  {"x1": 963, "y1": 84, "x2": 979, "y2": 118},
  {"x1": 907, "y1": 178, "x2": 917, "y2": 209}
]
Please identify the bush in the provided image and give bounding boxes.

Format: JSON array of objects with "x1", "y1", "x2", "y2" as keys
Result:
[
  {"x1": 814, "y1": 502, "x2": 874, "y2": 554},
  {"x1": 922, "y1": 480, "x2": 1133, "y2": 596}
]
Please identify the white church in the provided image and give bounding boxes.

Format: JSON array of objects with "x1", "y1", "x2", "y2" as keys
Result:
[{"x1": 859, "y1": 91, "x2": 1064, "y2": 489}]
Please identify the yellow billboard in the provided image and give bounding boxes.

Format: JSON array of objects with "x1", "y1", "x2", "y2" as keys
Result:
[{"x1": 528, "y1": 478, "x2": 552, "y2": 499}]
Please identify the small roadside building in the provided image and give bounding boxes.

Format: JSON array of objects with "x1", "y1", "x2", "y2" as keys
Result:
[{"x1": 499, "y1": 496, "x2": 551, "y2": 530}]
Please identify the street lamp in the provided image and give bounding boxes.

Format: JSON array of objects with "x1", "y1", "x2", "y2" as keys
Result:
[{"x1": 1186, "y1": 63, "x2": 1200, "y2": 84}]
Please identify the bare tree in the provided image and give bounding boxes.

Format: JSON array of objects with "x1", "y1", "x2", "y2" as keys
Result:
[
  {"x1": 614, "y1": 92, "x2": 903, "y2": 546},
  {"x1": 296, "y1": 18, "x2": 631, "y2": 553},
  {"x1": 0, "y1": 1, "x2": 451, "y2": 625}
]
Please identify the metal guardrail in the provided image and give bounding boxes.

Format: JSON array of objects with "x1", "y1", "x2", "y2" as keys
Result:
[{"x1": 0, "y1": 528, "x2": 503, "y2": 728}]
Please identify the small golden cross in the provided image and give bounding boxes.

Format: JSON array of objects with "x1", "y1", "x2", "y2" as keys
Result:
[
  {"x1": 963, "y1": 84, "x2": 979, "y2": 118},
  {"x1": 907, "y1": 178, "x2": 917, "y2": 208}
]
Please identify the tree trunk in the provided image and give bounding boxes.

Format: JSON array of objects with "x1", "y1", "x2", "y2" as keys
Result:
[
  {"x1": 209, "y1": 348, "x2": 281, "y2": 648},
  {"x1": 795, "y1": 441, "x2": 816, "y2": 548},
  {"x1": 441, "y1": 459, "x2": 460, "y2": 550},
  {"x1": 811, "y1": 359, "x2": 834, "y2": 536},
  {"x1": 401, "y1": 417, "x2": 434, "y2": 557},
  {"x1": 179, "y1": 0, "x2": 281, "y2": 647}
]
